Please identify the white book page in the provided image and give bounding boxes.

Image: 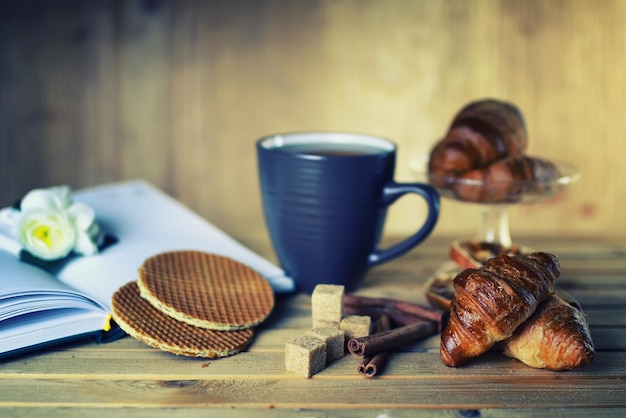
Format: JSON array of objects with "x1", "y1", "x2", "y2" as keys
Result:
[
  {"x1": 60, "y1": 180, "x2": 294, "y2": 307},
  {"x1": 0, "y1": 250, "x2": 106, "y2": 310},
  {"x1": 0, "y1": 250, "x2": 73, "y2": 296},
  {"x1": 0, "y1": 250, "x2": 109, "y2": 353},
  {"x1": 1, "y1": 309, "x2": 108, "y2": 353}
]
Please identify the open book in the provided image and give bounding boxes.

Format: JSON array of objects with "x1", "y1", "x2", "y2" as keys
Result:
[{"x1": 0, "y1": 180, "x2": 294, "y2": 359}]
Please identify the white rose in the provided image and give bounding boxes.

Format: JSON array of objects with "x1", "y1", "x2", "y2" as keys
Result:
[
  {"x1": 16, "y1": 185, "x2": 104, "y2": 260},
  {"x1": 18, "y1": 208, "x2": 76, "y2": 260}
]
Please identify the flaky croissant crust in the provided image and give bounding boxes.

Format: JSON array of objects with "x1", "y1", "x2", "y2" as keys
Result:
[
  {"x1": 502, "y1": 293, "x2": 595, "y2": 370},
  {"x1": 429, "y1": 99, "x2": 528, "y2": 178},
  {"x1": 440, "y1": 252, "x2": 560, "y2": 367}
]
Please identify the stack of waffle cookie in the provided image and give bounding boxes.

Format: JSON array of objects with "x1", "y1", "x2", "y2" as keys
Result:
[{"x1": 111, "y1": 251, "x2": 275, "y2": 358}]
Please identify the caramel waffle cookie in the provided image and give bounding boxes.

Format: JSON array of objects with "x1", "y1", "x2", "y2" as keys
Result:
[
  {"x1": 111, "y1": 281, "x2": 254, "y2": 358},
  {"x1": 136, "y1": 251, "x2": 274, "y2": 331}
]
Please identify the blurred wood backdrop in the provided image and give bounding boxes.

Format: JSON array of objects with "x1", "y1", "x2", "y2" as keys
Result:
[{"x1": 1, "y1": 0, "x2": 625, "y2": 249}]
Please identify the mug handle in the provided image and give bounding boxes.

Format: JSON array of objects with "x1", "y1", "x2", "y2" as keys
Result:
[{"x1": 367, "y1": 182, "x2": 440, "y2": 267}]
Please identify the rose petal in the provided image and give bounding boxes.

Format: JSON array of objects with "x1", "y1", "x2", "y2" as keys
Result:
[
  {"x1": 74, "y1": 229, "x2": 99, "y2": 256},
  {"x1": 17, "y1": 208, "x2": 76, "y2": 260},
  {"x1": 67, "y1": 202, "x2": 95, "y2": 231},
  {"x1": 21, "y1": 185, "x2": 73, "y2": 211}
]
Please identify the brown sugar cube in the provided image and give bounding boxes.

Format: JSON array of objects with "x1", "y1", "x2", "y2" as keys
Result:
[
  {"x1": 306, "y1": 327, "x2": 345, "y2": 362},
  {"x1": 340, "y1": 315, "x2": 371, "y2": 341},
  {"x1": 285, "y1": 335, "x2": 327, "y2": 378},
  {"x1": 311, "y1": 284, "x2": 345, "y2": 323}
]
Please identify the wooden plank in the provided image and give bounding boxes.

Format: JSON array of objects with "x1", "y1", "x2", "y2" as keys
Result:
[
  {"x1": 1, "y1": 349, "x2": 623, "y2": 381},
  {"x1": 2, "y1": 407, "x2": 626, "y2": 418},
  {"x1": 565, "y1": 289, "x2": 626, "y2": 307},
  {"x1": 589, "y1": 328, "x2": 626, "y2": 351},
  {"x1": 0, "y1": 375, "x2": 625, "y2": 409}
]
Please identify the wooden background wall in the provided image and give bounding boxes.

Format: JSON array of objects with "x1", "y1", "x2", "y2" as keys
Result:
[{"x1": 1, "y1": 0, "x2": 625, "y2": 249}]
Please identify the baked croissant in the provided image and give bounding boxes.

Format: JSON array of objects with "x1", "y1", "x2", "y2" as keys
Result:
[
  {"x1": 502, "y1": 293, "x2": 595, "y2": 370},
  {"x1": 428, "y1": 99, "x2": 561, "y2": 203},
  {"x1": 428, "y1": 98, "x2": 528, "y2": 181},
  {"x1": 440, "y1": 252, "x2": 560, "y2": 367},
  {"x1": 453, "y1": 155, "x2": 561, "y2": 202}
]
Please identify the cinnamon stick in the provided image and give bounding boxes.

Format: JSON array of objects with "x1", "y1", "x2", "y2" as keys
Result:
[
  {"x1": 358, "y1": 314, "x2": 391, "y2": 378},
  {"x1": 344, "y1": 304, "x2": 426, "y2": 327},
  {"x1": 348, "y1": 319, "x2": 437, "y2": 358},
  {"x1": 344, "y1": 294, "x2": 446, "y2": 325},
  {"x1": 358, "y1": 352, "x2": 389, "y2": 377}
]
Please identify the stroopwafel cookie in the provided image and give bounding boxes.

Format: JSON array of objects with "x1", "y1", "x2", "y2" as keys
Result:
[
  {"x1": 136, "y1": 251, "x2": 275, "y2": 331},
  {"x1": 111, "y1": 281, "x2": 254, "y2": 358}
]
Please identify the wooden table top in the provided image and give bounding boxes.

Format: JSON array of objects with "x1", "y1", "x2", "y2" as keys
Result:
[{"x1": 1, "y1": 236, "x2": 625, "y2": 417}]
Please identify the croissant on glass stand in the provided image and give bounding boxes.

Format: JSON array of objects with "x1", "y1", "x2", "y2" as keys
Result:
[
  {"x1": 428, "y1": 99, "x2": 560, "y2": 203},
  {"x1": 440, "y1": 252, "x2": 561, "y2": 367},
  {"x1": 428, "y1": 98, "x2": 528, "y2": 179},
  {"x1": 452, "y1": 155, "x2": 562, "y2": 202}
]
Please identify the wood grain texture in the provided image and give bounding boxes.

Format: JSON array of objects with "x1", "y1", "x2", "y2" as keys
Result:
[
  {"x1": 1, "y1": 0, "x2": 625, "y2": 243},
  {"x1": 0, "y1": 236, "x2": 625, "y2": 416}
]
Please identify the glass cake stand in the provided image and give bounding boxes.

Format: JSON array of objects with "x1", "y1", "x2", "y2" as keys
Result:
[{"x1": 410, "y1": 158, "x2": 581, "y2": 262}]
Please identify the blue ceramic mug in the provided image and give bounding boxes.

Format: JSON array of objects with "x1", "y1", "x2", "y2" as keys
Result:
[{"x1": 257, "y1": 132, "x2": 440, "y2": 294}]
